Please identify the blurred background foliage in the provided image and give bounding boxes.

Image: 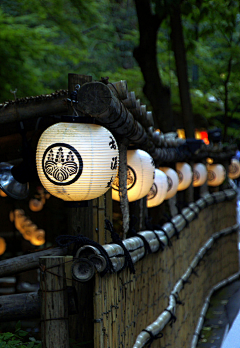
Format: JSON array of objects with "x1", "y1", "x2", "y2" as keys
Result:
[{"x1": 1, "y1": 0, "x2": 240, "y2": 142}]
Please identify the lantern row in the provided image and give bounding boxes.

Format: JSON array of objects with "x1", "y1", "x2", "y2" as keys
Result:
[
  {"x1": 69, "y1": 188, "x2": 236, "y2": 281},
  {"x1": 35, "y1": 116, "x2": 240, "y2": 203},
  {"x1": 133, "y1": 223, "x2": 239, "y2": 348}
]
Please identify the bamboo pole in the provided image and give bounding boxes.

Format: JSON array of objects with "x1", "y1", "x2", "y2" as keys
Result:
[
  {"x1": 0, "y1": 247, "x2": 68, "y2": 277},
  {"x1": 40, "y1": 256, "x2": 69, "y2": 348}
]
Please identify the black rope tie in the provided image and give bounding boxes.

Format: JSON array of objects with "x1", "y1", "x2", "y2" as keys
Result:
[
  {"x1": 105, "y1": 219, "x2": 135, "y2": 274},
  {"x1": 188, "y1": 207, "x2": 198, "y2": 219},
  {"x1": 181, "y1": 213, "x2": 190, "y2": 227},
  {"x1": 164, "y1": 309, "x2": 177, "y2": 327},
  {"x1": 142, "y1": 329, "x2": 163, "y2": 347},
  {"x1": 145, "y1": 218, "x2": 172, "y2": 247},
  {"x1": 164, "y1": 213, "x2": 180, "y2": 239},
  {"x1": 128, "y1": 215, "x2": 152, "y2": 257},
  {"x1": 171, "y1": 293, "x2": 184, "y2": 305},
  {"x1": 151, "y1": 231, "x2": 165, "y2": 251},
  {"x1": 55, "y1": 234, "x2": 114, "y2": 276},
  {"x1": 201, "y1": 196, "x2": 209, "y2": 207},
  {"x1": 223, "y1": 190, "x2": 231, "y2": 201},
  {"x1": 190, "y1": 267, "x2": 199, "y2": 277}
]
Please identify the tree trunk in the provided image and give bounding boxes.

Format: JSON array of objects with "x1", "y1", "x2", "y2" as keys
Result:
[
  {"x1": 133, "y1": 0, "x2": 175, "y2": 132},
  {"x1": 170, "y1": 3, "x2": 195, "y2": 138}
]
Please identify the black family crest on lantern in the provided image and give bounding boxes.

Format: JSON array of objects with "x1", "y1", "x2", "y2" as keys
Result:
[
  {"x1": 42, "y1": 143, "x2": 83, "y2": 185},
  {"x1": 147, "y1": 183, "x2": 158, "y2": 200},
  {"x1": 112, "y1": 165, "x2": 136, "y2": 191},
  {"x1": 177, "y1": 170, "x2": 183, "y2": 184},
  {"x1": 167, "y1": 176, "x2": 173, "y2": 192},
  {"x1": 193, "y1": 170, "x2": 200, "y2": 183},
  {"x1": 207, "y1": 170, "x2": 216, "y2": 182}
]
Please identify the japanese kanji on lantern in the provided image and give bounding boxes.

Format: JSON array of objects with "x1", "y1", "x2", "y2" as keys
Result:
[
  {"x1": 112, "y1": 149, "x2": 155, "y2": 202},
  {"x1": 228, "y1": 158, "x2": 240, "y2": 180},
  {"x1": 36, "y1": 122, "x2": 119, "y2": 201},
  {"x1": 158, "y1": 167, "x2": 179, "y2": 199},
  {"x1": 147, "y1": 169, "x2": 168, "y2": 208},
  {"x1": 176, "y1": 162, "x2": 193, "y2": 191},
  {"x1": 193, "y1": 163, "x2": 207, "y2": 187},
  {"x1": 207, "y1": 163, "x2": 226, "y2": 186}
]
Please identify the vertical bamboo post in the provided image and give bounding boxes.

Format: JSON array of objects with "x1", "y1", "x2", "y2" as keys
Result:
[
  {"x1": 67, "y1": 73, "x2": 95, "y2": 345},
  {"x1": 40, "y1": 256, "x2": 69, "y2": 348},
  {"x1": 119, "y1": 140, "x2": 129, "y2": 239}
]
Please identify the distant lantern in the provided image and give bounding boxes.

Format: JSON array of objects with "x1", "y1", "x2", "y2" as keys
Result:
[
  {"x1": 0, "y1": 189, "x2": 7, "y2": 197},
  {"x1": 193, "y1": 163, "x2": 207, "y2": 187},
  {"x1": 30, "y1": 229, "x2": 45, "y2": 246},
  {"x1": 147, "y1": 169, "x2": 168, "y2": 208},
  {"x1": 228, "y1": 159, "x2": 240, "y2": 180},
  {"x1": 159, "y1": 167, "x2": 179, "y2": 200},
  {"x1": 112, "y1": 149, "x2": 155, "y2": 202},
  {"x1": 176, "y1": 162, "x2": 193, "y2": 191},
  {"x1": 36, "y1": 123, "x2": 119, "y2": 201},
  {"x1": 207, "y1": 164, "x2": 226, "y2": 186},
  {"x1": 0, "y1": 237, "x2": 6, "y2": 255},
  {"x1": 29, "y1": 198, "x2": 44, "y2": 212}
]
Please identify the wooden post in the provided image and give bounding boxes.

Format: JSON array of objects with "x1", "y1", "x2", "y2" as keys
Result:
[
  {"x1": 67, "y1": 73, "x2": 95, "y2": 345},
  {"x1": 40, "y1": 256, "x2": 69, "y2": 348}
]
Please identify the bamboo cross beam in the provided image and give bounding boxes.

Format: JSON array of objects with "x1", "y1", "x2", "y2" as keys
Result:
[
  {"x1": 0, "y1": 90, "x2": 68, "y2": 124},
  {"x1": 77, "y1": 81, "x2": 148, "y2": 145},
  {"x1": 0, "y1": 247, "x2": 68, "y2": 277},
  {"x1": 0, "y1": 287, "x2": 77, "y2": 322}
]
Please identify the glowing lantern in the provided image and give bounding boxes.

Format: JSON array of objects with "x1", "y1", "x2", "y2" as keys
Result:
[
  {"x1": 30, "y1": 229, "x2": 45, "y2": 246},
  {"x1": 0, "y1": 237, "x2": 6, "y2": 255},
  {"x1": 0, "y1": 189, "x2": 7, "y2": 197},
  {"x1": 36, "y1": 123, "x2": 118, "y2": 201},
  {"x1": 177, "y1": 129, "x2": 186, "y2": 139},
  {"x1": 147, "y1": 169, "x2": 168, "y2": 208},
  {"x1": 228, "y1": 159, "x2": 240, "y2": 179},
  {"x1": 195, "y1": 130, "x2": 209, "y2": 145},
  {"x1": 158, "y1": 167, "x2": 179, "y2": 199},
  {"x1": 207, "y1": 164, "x2": 226, "y2": 186},
  {"x1": 193, "y1": 163, "x2": 207, "y2": 187},
  {"x1": 29, "y1": 199, "x2": 44, "y2": 212},
  {"x1": 176, "y1": 162, "x2": 193, "y2": 191},
  {"x1": 112, "y1": 149, "x2": 155, "y2": 202}
]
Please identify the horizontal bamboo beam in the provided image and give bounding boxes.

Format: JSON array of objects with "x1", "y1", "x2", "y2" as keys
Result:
[
  {"x1": 0, "y1": 286, "x2": 77, "y2": 322},
  {"x1": 0, "y1": 90, "x2": 68, "y2": 125},
  {"x1": 0, "y1": 247, "x2": 68, "y2": 277},
  {"x1": 69, "y1": 189, "x2": 236, "y2": 278}
]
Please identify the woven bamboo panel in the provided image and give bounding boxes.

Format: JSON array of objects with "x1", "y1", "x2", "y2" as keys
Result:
[{"x1": 93, "y1": 199, "x2": 238, "y2": 348}]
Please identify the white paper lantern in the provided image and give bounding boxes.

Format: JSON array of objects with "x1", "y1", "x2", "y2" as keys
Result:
[
  {"x1": 112, "y1": 149, "x2": 155, "y2": 202},
  {"x1": 207, "y1": 164, "x2": 226, "y2": 186},
  {"x1": 176, "y1": 162, "x2": 193, "y2": 191},
  {"x1": 159, "y1": 167, "x2": 179, "y2": 199},
  {"x1": 147, "y1": 169, "x2": 168, "y2": 208},
  {"x1": 228, "y1": 159, "x2": 240, "y2": 179},
  {"x1": 36, "y1": 123, "x2": 119, "y2": 201},
  {"x1": 193, "y1": 163, "x2": 207, "y2": 187}
]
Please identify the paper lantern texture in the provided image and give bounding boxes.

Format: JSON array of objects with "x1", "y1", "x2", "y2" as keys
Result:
[
  {"x1": 112, "y1": 149, "x2": 155, "y2": 202},
  {"x1": 147, "y1": 169, "x2": 168, "y2": 208},
  {"x1": 193, "y1": 163, "x2": 207, "y2": 187},
  {"x1": 228, "y1": 159, "x2": 240, "y2": 179},
  {"x1": 36, "y1": 123, "x2": 119, "y2": 201},
  {"x1": 176, "y1": 162, "x2": 193, "y2": 191},
  {"x1": 159, "y1": 167, "x2": 179, "y2": 199},
  {"x1": 207, "y1": 164, "x2": 226, "y2": 186}
]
